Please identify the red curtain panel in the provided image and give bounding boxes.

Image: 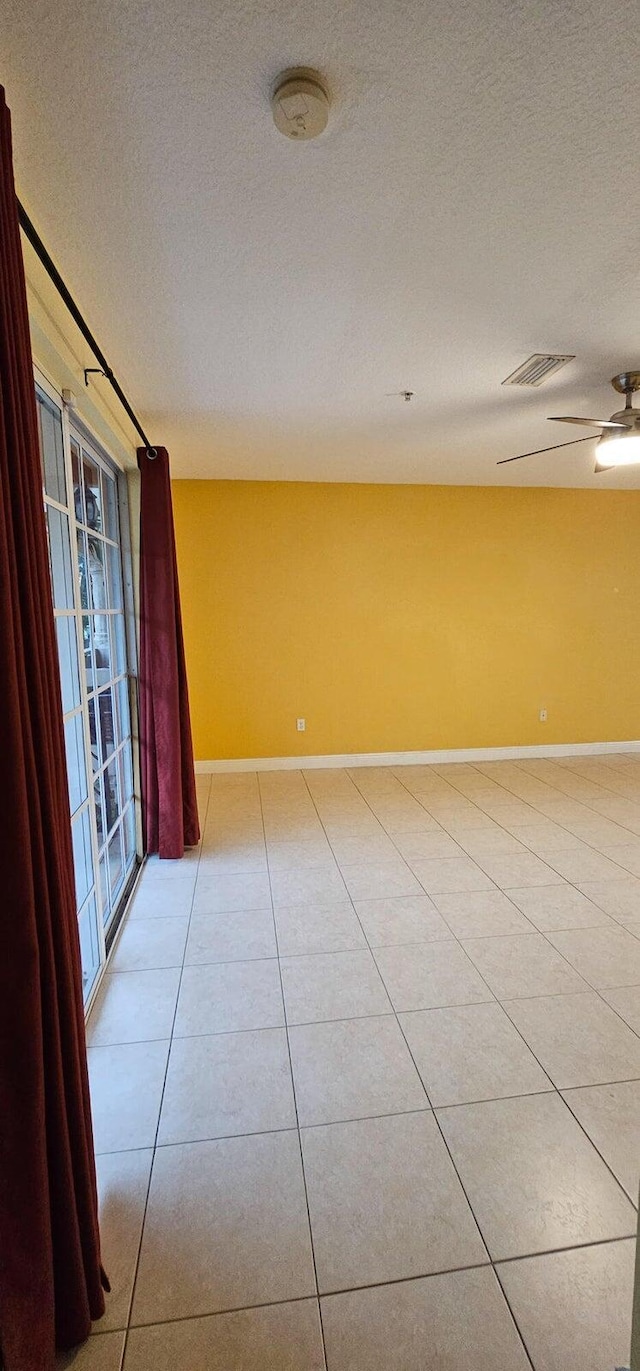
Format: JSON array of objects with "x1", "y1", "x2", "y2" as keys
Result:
[
  {"x1": 0, "y1": 88, "x2": 107, "y2": 1370},
  {"x1": 137, "y1": 446, "x2": 200, "y2": 857}
]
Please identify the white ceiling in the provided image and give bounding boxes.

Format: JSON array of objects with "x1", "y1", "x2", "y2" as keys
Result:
[{"x1": 4, "y1": 0, "x2": 640, "y2": 484}]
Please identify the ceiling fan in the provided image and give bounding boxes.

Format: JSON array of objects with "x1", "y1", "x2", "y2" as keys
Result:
[{"x1": 499, "y1": 371, "x2": 640, "y2": 471}]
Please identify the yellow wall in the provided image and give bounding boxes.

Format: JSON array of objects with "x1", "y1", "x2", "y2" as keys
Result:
[{"x1": 172, "y1": 480, "x2": 640, "y2": 760}]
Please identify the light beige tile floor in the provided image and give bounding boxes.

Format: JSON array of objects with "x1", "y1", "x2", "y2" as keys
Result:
[{"x1": 80, "y1": 758, "x2": 640, "y2": 1370}]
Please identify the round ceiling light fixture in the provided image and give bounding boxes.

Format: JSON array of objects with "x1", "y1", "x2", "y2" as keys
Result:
[{"x1": 272, "y1": 68, "x2": 330, "y2": 141}]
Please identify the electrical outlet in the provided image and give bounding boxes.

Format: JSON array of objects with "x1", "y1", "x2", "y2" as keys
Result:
[
  {"x1": 539, "y1": 708, "x2": 548, "y2": 723},
  {"x1": 296, "y1": 718, "x2": 306, "y2": 732}
]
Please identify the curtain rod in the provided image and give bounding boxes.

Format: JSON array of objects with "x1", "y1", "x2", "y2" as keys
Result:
[{"x1": 18, "y1": 199, "x2": 157, "y2": 457}]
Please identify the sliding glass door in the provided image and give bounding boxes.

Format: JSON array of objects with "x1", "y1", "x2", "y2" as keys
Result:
[
  {"x1": 36, "y1": 374, "x2": 138, "y2": 1004},
  {"x1": 72, "y1": 429, "x2": 137, "y2": 933}
]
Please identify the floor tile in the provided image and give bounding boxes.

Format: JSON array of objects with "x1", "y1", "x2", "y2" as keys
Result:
[
  {"x1": 431, "y1": 889, "x2": 532, "y2": 938},
  {"x1": 350, "y1": 767, "x2": 404, "y2": 794},
  {"x1": 124, "y1": 1301, "x2": 325, "y2": 1371},
  {"x1": 473, "y1": 852, "x2": 564, "y2": 888},
  {"x1": 373, "y1": 941, "x2": 493, "y2": 1011},
  {"x1": 78, "y1": 761, "x2": 640, "y2": 1369},
  {"x1": 512, "y1": 823, "x2": 586, "y2": 854},
  {"x1": 280, "y1": 949, "x2": 391, "y2": 1024},
  {"x1": 274, "y1": 901, "x2": 366, "y2": 956},
  {"x1": 562, "y1": 1080, "x2": 640, "y2": 1200},
  {"x1": 132, "y1": 1132, "x2": 315, "y2": 1323},
  {"x1": 88, "y1": 1040, "x2": 169, "y2": 1153},
  {"x1": 341, "y1": 860, "x2": 424, "y2": 901},
  {"x1": 375, "y1": 809, "x2": 441, "y2": 836},
  {"x1": 323, "y1": 814, "x2": 384, "y2": 838},
  {"x1": 437, "y1": 1092, "x2": 636, "y2": 1260},
  {"x1": 601, "y1": 984, "x2": 640, "y2": 1033},
  {"x1": 174, "y1": 960, "x2": 284, "y2": 1036},
  {"x1": 301, "y1": 1111, "x2": 487, "y2": 1292},
  {"x1": 497, "y1": 1239, "x2": 634, "y2": 1371},
  {"x1": 289, "y1": 1015, "x2": 427, "y2": 1125},
  {"x1": 143, "y1": 851, "x2": 200, "y2": 879},
  {"x1": 602, "y1": 843, "x2": 640, "y2": 876},
  {"x1": 193, "y1": 872, "x2": 272, "y2": 915},
  {"x1": 265, "y1": 819, "x2": 327, "y2": 843},
  {"x1": 504, "y1": 884, "x2": 613, "y2": 931},
  {"x1": 454, "y1": 828, "x2": 528, "y2": 858},
  {"x1": 271, "y1": 866, "x2": 348, "y2": 909},
  {"x1": 393, "y1": 831, "x2": 465, "y2": 861},
  {"x1": 546, "y1": 925, "x2": 640, "y2": 989},
  {"x1": 184, "y1": 910, "x2": 277, "y2": 964},
  {"x1": 504, "y1": 991, "x2": 640, "y2": 1088},
  {"x1": 440, "y1": 809, "x2": 501, "y2": 832},
  {"x1": 158, "y1": 1027, "x2": 295, "y2": 1144},
  {"x1": 128, "y1": 876, "x2": 195, "y2": 919},
  {"x1": 87, "y1": 969, "x2": 180, "y2": 1046},
  {"x1": 528, "y1": 799, "x2": 595, "y2": 825},
  {"x1": 400, "y1": 1002, "x2": 550, "y2": 1106},
  {"x1": 461, "y1": 933, "x2": 586, "y2": 999},
  {"x1": 564, "y1": 820, "x2": 635, "y2": 847},
  {"x1": 96, "y1": 1149, "x2": 153, "y2": 1331},
  {"x1": 475, "y1": 803, "x2": 543, "y2": 827},
  {"x1": 205, "y1": 816, "x2": 263, "y2": 839},
  {"x1": 353, "y1": 894, "x2": 451, "y2": 946},
  {"x1": 544, "y1": 847, "x2": 631, "y2": 883},
  {"x1": 321, "y1": 1266, "x2": 531, "y2": 1371},
  {"x1": 577, "y1": 878, "x2": 640, "y2": 923},
  {"x1": 267, "y1": 839, "x2": 335, "y2": 870},
  {"x1": 57, "y1": 1332, "x2": 125, "y2": 1371},
  {"x1": 109, "y1": 916, "x2": 188, "y2": 971},
  {"x1": 203, "y1": 831, "x2": 265, "y2": 858},
  {"x1": 329, "y1": 834, "x2": 402, "y2": 865},
  {"x1": 409, "y1": 856, "x2": 494, "y2": 894},
  {"x1": 197, "y1": 846, "x2": 267, "y2": 876}
]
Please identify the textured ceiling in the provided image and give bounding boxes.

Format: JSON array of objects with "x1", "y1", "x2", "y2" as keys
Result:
[{"x1": 4, "y1": 0, "x2": 640, "y2": 483}]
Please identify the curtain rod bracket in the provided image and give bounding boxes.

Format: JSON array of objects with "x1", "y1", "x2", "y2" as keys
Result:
[
  {"x1": 84, "y1": 366, "x2": 113, "y2": 387},
  {"x1": 17, "y1": 198, "x2": 156, "y2": 453}
]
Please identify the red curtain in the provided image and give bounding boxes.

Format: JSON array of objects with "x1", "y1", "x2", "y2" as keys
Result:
[
  {"x1": 137, "y1": 446, "x2": 200, "y2": 857},
  {"x1": 0, "y1": 88, "x2": 107, "y2": 1370}
]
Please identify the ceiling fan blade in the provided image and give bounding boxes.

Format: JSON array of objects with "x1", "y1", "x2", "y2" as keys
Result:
[
  {"x1": 497, "y1": 435, "x2": 595, "y2": 466},
  {"x1": 548, "y1": 416, "x2": 626, "y2": 428}
]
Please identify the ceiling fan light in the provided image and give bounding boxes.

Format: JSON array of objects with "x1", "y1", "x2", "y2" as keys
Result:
[{"x1": 595, "y1": 430, "x2": 640, "y2": 467}]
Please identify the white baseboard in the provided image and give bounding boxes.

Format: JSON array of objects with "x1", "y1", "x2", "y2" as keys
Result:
[{"x1": 195, "y1": 740, "x2": 640, "y2": 774}]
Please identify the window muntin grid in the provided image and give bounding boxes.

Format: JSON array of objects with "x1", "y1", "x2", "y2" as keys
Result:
[
  {"x1": 36, "y1": 380, "x2": 138, "y2": 1004},
  {"x1": 69, "y1": 429, "x2": 136, "y2": 931}
]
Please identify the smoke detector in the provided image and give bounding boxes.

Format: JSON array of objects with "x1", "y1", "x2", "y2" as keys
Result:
[{"x1": 272, "y1": 69, "x2": 330, "y2": 140}]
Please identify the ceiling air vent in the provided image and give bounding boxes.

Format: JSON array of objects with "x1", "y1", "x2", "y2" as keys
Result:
[{"x1": 502, "y1": 354, "x2": 575, "y2": 387}]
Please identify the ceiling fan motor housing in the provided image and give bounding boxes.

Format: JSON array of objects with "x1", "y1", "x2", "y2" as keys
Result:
[{"x1": 611, "y1": 371, "x2": 640, "y2": 396}]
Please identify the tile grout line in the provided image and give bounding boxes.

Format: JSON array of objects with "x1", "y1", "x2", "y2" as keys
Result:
[
  {"x1": 103, "y1": 910, "x2": 640, "y2": 974},
  {"x1": 298, "y1": 769, "x2": 512, "y2": 1338},
  {"x1": 381, "y1": 761, "x2": 640, "y2": 1048},
  {"x1": 304, "y1": 768, "x2": 577, "y2": 1370},
  {"x1": 312, "y1": 767, "x2": 638, "y2": 1344},
  {"x1": 99, "y1": 762, "x2": 640, "y2": 1360},
  {"x1": 257, "y1": 771, "x2": 330, "y2": 1371},
  {"x1": 425, "y1": 764, "x2": 640, "y2": 1212},
  {"x1": 118, "y1": 1229, "x2": 637, "y2": 1335},
  {"x1": 391, "y1": 751, "x2": 640, "y2": 865},
  {"x1": 374, "y1": 764, "x2": 640, "y2": 1212},
  {"x1": 118, "y1": 776, "x2": 211, "y2": 1369}
]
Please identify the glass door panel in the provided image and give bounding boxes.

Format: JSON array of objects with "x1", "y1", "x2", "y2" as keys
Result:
[
  {"x1": 36, "y1": 379, "x2": 139, "y2": 1003},
  {"x1": 70, "y1": 423, "x2": 138, "y2": 935},
  {"x1": 37, "y1": 384, "x2": 102, "y2": 1002},
  {"x1": 78, "y1": 895, "x2": 101, "y2": 999}
]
